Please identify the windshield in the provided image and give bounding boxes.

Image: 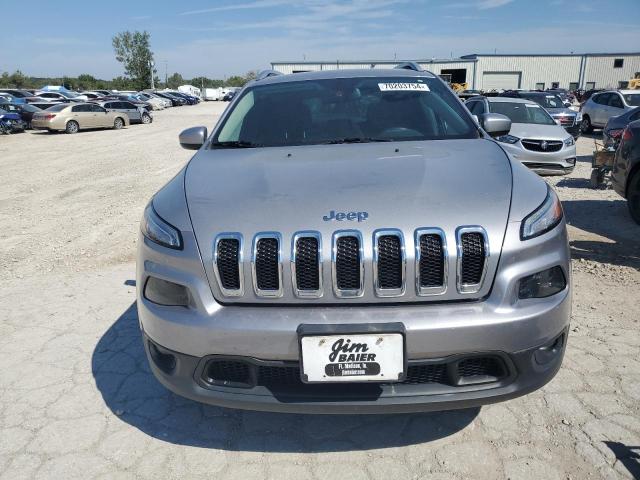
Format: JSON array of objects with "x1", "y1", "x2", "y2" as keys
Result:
[
  {"x1": 523, "y1": 94, "x2": 565, "y2": 109},
  {"x1": 489, "y1": 101, "x2": 556, "y2": 125},
  {"x1": 21, "y1": 104, "x2": 41, "y2": 112},
  {"x1": 213, "y1": 76, "x2": 478, "y2": 147},
  {"x1": 623, "y1": 93, "x2": 640, "y2": 107}
]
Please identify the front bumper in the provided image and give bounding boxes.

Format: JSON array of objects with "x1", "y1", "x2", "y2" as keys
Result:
[
  {"x1": 137, "y1": 216, "x2": 572, "y2": 413},
  {"x1": 143, "y1": 328, "x2": 567, "y2": 414},
  {"x1": 500, "y1": 142, "x2": 576, "y2": 176}
]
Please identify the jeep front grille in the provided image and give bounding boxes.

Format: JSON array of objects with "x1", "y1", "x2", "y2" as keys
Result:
[{"x1": 212, "y1": 227, "x2": 490, "y2": 301}]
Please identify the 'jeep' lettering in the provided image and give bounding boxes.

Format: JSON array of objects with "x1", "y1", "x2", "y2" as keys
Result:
[{"x1": 323, "y1": 210, "x2": 369, "y2": 222}]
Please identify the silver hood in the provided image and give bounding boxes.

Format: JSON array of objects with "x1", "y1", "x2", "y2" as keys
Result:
[
  {"x1": 508, "y1": 123, "x2": 570, "y2": 140},
  {"x1": 185, "y1": 139, "x2": 513, "y2": 304}
]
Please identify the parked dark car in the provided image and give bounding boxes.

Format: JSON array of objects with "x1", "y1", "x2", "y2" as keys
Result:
[
  {"x1": 612, "y1": 120, "x2": 640, "y2": 224},
  {"x1": 578, "y1": 88, "x2": 603, "y2": 104},
  {"x1": 154, "y1": 92, "x2": 185, "y2": 106},
  {"x1": 501, "y1": 91, "x2": 581, "y2": 138},
  {"x1": 167, "y1": 91, "x2": 198, "y2": 105},
  {"x1": 222, "y1": 90, "x2": 237, "y2": 101},
  {"x1": 458, "y1": 89, "x2": 482, "y2": 100},
  {"x1": 0, "y1": 108, "x2": 27, "y2": 133},
  {"x1": 0, "y1": 102, "x2": 41, "y2": 128},
  {"x1": 603, "y1": 107, "x2": 640, "y2": 149},
  {"x1": 97, "y1": 100, "x2": 152, "y2": 124}
]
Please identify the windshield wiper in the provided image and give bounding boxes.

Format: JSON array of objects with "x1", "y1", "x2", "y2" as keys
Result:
[
  {"x1": 324, "y1": 137, "x2": 393, "y2": 144},
  {"x1": 211, "y1": 140, "x2": 263, "y2": 148}
]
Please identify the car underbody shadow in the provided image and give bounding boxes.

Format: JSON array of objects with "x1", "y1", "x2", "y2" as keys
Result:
[{"x1": 92, "y1": 302, "x2": 479, "y2": 452}]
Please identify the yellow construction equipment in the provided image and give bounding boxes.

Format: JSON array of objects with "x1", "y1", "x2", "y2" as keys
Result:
[{"x1": 629, "y1": 72, "x2": 640, "y2": 90}]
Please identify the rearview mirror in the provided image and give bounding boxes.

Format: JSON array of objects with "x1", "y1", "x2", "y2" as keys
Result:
[
  {"x1": 477, "y1": 113, "x2": 511, "y2": 138},
  {"x1": 179, "y1": 126, "x2": 207, "y2": 150}
]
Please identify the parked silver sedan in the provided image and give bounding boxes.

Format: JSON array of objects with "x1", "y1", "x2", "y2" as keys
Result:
[{"x1": 466, "y1": 96, "x2": 577, "y2": 175}]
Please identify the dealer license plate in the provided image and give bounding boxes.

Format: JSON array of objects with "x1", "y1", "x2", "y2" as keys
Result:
[{"x1": 300, "y1": 333, "x2": 404, "y2": 383}]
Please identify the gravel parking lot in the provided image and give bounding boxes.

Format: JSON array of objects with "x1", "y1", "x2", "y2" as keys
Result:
[{"x1": 1, "y1": 102, "x2": 639, "y2": 479}]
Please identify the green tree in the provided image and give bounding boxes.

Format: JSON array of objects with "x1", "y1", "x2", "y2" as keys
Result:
[
  {"x1": 77, "y1": 74, "x2": 98, "y2": 90},
  {"x1": 167, "y1": 72, "x2": 184, "y2": 89},
  {"x1": 112, "y1": 30, "x2": 155, "y2": 90},
  {"x1": 9, "y1": 70, "x2": 27, "y2": 88},
  {"x1": 0, "y1": 72, "x2": 10, "y2": 88}
]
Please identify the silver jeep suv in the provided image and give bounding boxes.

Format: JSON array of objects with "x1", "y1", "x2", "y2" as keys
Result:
[{"x1": 137, "y1": 65, "x2": 571, "y2": 414}]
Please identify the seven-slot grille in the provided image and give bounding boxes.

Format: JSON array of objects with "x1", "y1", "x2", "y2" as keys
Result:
[
  {"x1": 521, "y1": 139, "x2": 563, "y2": 152},
  {"x1": 213, "y1": 228, "x2": 489, "y2": 300}
]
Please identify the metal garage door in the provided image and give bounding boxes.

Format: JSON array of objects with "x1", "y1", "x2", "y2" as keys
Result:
[{"x1": 482, "y1": 72, "x2": 521, "y2": 90}]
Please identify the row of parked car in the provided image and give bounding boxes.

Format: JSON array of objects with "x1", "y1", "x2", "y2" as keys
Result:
[{"x1": 0, "y1": 87, "x2": 201, "y2": 134}]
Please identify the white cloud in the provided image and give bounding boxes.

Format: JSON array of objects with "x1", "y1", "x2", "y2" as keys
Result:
[
  {"x1": 447, "y1": 0, "x2": 513, "y2": 9},
  {"x1": 180, "y1": 0, "x2": 293, "y2": 16}
]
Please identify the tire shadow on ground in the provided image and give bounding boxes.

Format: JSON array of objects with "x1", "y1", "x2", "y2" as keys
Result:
[{"x1": 92, "y1": 302, "x2": 479, "y2": 452}]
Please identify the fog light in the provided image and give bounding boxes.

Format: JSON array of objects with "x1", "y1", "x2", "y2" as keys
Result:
[
  {"x1": 148, "y1": 340, "x2": 177, "y2": 373},
  {"x1": 144, "y1": 277, "x2": 189, "y2": 306},
  {"x1": 518, "y1": 266, "x2": 566, "y2": 299},
  {"x1": 534, "y1": 333, "x2": 565, "y2": 365},
  {"x1": 566, "y1": 157, "x2": 576, "y2": 165}
]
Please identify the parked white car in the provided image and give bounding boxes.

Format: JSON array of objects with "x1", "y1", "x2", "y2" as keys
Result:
[
  {"x1": 35, "y1": 91, "x2": 88, "y2": 103},
  {"x1": 133, "y1": 93, "x2": 166, "y2": 110}
]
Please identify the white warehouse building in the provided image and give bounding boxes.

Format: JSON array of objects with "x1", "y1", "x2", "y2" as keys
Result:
[{"x1": 271, "y1": 52, "x2": 640, "y2": 91}]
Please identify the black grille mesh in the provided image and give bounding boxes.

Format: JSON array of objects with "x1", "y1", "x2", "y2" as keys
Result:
[
  {"x1": 255, "y1": 238, "x2": 279, "y2": 290},
  {"x1": 419, "y1": 234, "x2": 445, "y2": 287},
  {"x1": 458, "y1": 357, "x2": 504, "y2": 379},
  {"x1": 206, "y1": 360, "x2": 250, "y2": 385},
  {"x1": 295, "y1": 237, "x2": 320, "y2": 291},
  {"x1": 216, "y1": 238, "x2": 240, "y2": 290},
  {"x1": 335, "y1": 236, "x2": 361, "y2": 290},
  {"x1": 377, "y1": 235, "x2": 403, "y2": 289},
  {"x1": 460, "y1": 232, "x2": 485, "y2": 285}
]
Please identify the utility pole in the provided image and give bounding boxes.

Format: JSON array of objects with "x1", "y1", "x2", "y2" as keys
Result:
[
  {"x1": 164, "y1": 61, "x2": 168, "y2": 87},
  {"x1": 150, "y1": 60, "x2": 155, "y2": 90}
]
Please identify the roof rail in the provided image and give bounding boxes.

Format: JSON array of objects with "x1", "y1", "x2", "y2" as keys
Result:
[
  {"x1": 394, "y1": 61, "x2": 422, "y2": 72},
  {"x1": 256, "y1": 69, "x2": 283, "y2": 81}
]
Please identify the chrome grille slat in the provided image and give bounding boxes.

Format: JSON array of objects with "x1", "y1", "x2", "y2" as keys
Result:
[
  {"x1": 332, "y1": 231, "x2": 364, "y2": 298},
  {"x1": 373, "y1": 229, "x2": 405, "y2": 297},
  {"x1": 213, "y1": 233, "x2": 244, "y2": 297},
  {"x1": 415, "y1": 228, "x2": 447, "y2": 296},
  {"x1": 251, "y1": 232, "x2": 283, "y2": 298},
  {"x1": 456, "y1": 226, "x2": 489, "y2": 294},
  {"x1": 291, "y1": 231, "x2": 323, "y2": 298}
]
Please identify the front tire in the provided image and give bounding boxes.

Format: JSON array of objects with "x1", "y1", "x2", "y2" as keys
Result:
[
  {"x1": 65, "y1": 120, "x2": 79, "y2": 134},
  {"x1": 113, "y1": 117, "x2": 124, "y2": 130},
  {"x1": 141, "y1": 113, "x2": 151, "y2": 124},
  {"x1": 580, "y1": 116, "x2": 593, "y2": 134},
  {"x1": 627, "y1": 171, "x2": 640, "y2": 225}
]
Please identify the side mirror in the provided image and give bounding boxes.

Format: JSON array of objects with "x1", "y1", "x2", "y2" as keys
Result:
[
  {"x1": 564, "y1": 102, "x2": 572, "y2": 108},
  {"x1": 179, "y1": 126, "x2": 207, "y2": 150},
  {"x1": 477, "y1": 113, "x2": 511, "y2": 138}
]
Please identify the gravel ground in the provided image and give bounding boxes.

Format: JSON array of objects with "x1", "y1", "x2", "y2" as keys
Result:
[{"x1": 1, "y1": 102, "x2": 639, "y2": 479}]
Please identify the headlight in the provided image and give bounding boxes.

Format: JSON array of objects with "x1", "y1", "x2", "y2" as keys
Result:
[
  {"x1": 141, "y1": 203, "x2": 183, "y2": 249},
  {"x1": 495, "y1": 134, "x2": 520, "y2": 144},
  {"x1": 521, "y1": 186, "x2": 563, "y2": 240},
  {"x1": 563, "y1": 137, "x2": 575, "y2": 147},
  {"x1": 575, "y1": 112, "x2": 582, "y2": 122}
]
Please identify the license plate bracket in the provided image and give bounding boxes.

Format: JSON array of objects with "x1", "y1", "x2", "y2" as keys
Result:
[{"x1": 297, "y1": 323, "x2": 407, "y2": 383}]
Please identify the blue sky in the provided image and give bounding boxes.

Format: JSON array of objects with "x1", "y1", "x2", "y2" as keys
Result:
[{"x1": 3, "y1": 0, "x2": 639, "y2": 79}]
